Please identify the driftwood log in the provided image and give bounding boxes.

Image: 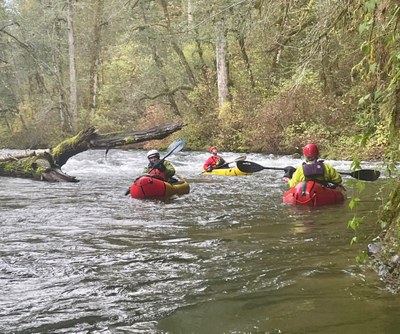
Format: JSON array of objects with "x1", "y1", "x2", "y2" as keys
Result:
[{"x1": 0, "y1": 122, "x2": 184, "y2": 182}]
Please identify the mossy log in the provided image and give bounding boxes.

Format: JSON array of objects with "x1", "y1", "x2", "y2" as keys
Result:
[
  {"x1": 0, "y1": 122, "x2": 184, "y2": 182},
  {"x1": 0, "y1": 150, "x2": 78, "y2": 182}
]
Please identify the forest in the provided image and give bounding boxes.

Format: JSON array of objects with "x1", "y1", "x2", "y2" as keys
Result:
[{"x1": 0, "y1": 0, "x2": 399, "y2": 290}]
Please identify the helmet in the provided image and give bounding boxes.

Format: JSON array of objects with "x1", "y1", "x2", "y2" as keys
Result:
[
  {"x1": 303, "y1": 144, "x2": 319, "y2": 158},
  {"x1": 147, "y1": 149, "x2": 160, "y2": 159},
  {"x1": 209, "y1": 146, "x2": 217, "y2": 153}
]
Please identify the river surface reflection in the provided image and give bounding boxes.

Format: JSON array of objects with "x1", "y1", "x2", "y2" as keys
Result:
[{"x1": 0, "y1": 149, "x2": 396, "y2": 333}]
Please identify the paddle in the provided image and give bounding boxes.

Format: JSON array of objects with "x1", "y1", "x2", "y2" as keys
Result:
[
  {"x1": 338, "y1": 169, "x2": 380, "y2": 181},
  {"x1": 201, "y1": 155, "x2": 247, "y2": 173},
  {"x1": 214, "y1": 155, "x2": 247, "y2": 169},
  {"x1": 124, "y1": 138, "x2": 185, "y2": 195},
  {"x1": 236, "y1": 160, "x2": 381, "y2": 181},
  {"x1": 236, "y1": 161, "x2": 285, "y2": 172}
]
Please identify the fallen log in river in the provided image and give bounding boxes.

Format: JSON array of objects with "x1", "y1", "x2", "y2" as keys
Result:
[{"x1": 0, "y1": 122, "x2": 184, "y2": 182}]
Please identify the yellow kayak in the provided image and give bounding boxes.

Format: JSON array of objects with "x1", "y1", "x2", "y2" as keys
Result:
[{"x1": 201, "y1": 167, "x2": 252, "y2": 176}]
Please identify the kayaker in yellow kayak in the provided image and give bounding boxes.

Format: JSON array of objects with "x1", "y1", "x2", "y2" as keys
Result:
[
  {"x1": 283, "y1": 144, "x2": 342, "y2": 187},
  {"x1": 203, "y1": 146, "x2": 226, "y2": 172}
]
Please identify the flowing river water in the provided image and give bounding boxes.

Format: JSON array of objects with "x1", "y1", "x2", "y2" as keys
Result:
[{"x1": 0, "y1": 148, "x2": 398, "y2": 333}]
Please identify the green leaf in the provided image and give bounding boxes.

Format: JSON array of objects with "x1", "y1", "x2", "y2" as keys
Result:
[
  {"x1": 351, "y1": 159, "x2": 362, "y2": 170},
  {"x1": 358, "y1": 94, "x2": 371, "y2": 105},
  {"x1": 364, "y1": 0, "x2": 378, "y2": 13},
  {"x1": 360, "y1": 41, "x2": 370, "y2": 53},
  {"x1": 356, "y1": 182, "x2": 366, "y2": 192},
  {"x1": 349, "y1": 198, "x2": 361, "y2": 210},
  {"x1": 369, "y1": 63, "x2": 377, "y2": 74},
  {"x1": 358, "y1": 23, "x2": 370, "y2": 34},
  {"x1": 347, "y1": 216, "x2": 364, "y2": 231}
]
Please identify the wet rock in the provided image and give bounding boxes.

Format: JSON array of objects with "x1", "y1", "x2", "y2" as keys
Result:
[{"x1": 367, "y1": 242, "x2": 380, "y2": 256}]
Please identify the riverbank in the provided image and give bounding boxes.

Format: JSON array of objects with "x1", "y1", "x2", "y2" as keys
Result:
[{"x1": 369, "y1": 182, "x2": 400, "y2": 293}]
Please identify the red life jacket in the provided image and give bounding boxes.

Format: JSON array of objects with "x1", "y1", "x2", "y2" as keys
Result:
[
  {"x1": 203, "y1": 156, "x2": 221, "y2": 169},
  {"x1": 147, "y1": 162, "x2": 167, "y2": 180}
]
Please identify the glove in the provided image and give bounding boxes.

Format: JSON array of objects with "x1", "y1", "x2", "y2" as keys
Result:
[
  {"x1": 206, "y1": 166, "x2": 212, "y2": 172},
  {"x1": 156, "y1": 162, "x2": 166, "y2": 172},
  {"x1": 216, "y1": 158, "x2": 226, "y2": 167},
  {"x1": 283, "y1": 166, "x2": 296, "y2": 179}
]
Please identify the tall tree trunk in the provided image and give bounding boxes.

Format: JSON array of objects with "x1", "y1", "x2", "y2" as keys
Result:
[
  {"x1": 320, "y1": 35, "x2": 340, "y2": 95},
  {"x1": 186, "y1": 2, "x2": 209, "y2": 82},
  {"x1": 151, "y1": 42, "x2": 182, "y2": 116},
  {"x1": 54, "y1": 18, "x2": 72, "y2": 133},
  {"x1": 140, "y1": 2, "x2": 181, "y2": 116},
  {"x1": 272, "y1": 0, "x2": 290, "y2": 71},
  {"x1": 67, "y1": 0, "x2": 78, "y2": 132},
  {"x1": 216, "y1": 18, "x2": 230, "y2": 107},
  {"x1": 89, "y1": 0, "x2": 104, "y2": 114},
  {"x1": 187, "y1": 0, "x2": 194, "y2": 28},
  {"x1": 195, "y1": 35, "x2": 210, "y2": 81},
  {"x1": 237, "y1": 33, "x2": 255, "y2": 88},
  {"x1": 158, "y1": 0, "x2": 196, "y2": 87}
]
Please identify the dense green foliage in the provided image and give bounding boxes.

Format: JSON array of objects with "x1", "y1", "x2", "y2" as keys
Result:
[
  {"x1": 0, "y1": 0, "x2": 386, "y2": 159},
  {"x1": 355, "y1": 0, "x2": 400, "y2": 289}
]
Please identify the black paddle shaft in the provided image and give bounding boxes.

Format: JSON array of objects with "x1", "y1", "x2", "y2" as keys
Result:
[
  {"x1": 236, "y1": 161, "x2": 380, "y2": 181},
  {"x1": 236, "y1": 161, "x2": 285, "y2": 173},
  {"x1": 215, "y1": 155, "x2": 247, "y2": 169}
]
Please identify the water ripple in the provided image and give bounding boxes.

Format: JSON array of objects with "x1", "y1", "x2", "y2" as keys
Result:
[{"x1": 0, "y1": 149, "x2": 393, "y2": 333}]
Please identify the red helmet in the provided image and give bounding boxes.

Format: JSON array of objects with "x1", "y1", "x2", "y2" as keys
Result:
[
  {"x1": 209, "y1": 146, "x2": 217, "y2": 153},
  {"x1": 303, "y1": 144, "x2": 319, "y2": 158}
]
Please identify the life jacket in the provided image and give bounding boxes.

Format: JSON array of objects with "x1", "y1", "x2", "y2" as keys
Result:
[
  {"x1": 147, "y1": 162, "x2": 167, "y2": 180},
  {"x1": 203, "y1": 156, "x2": 221, "y2": 169},
  {"x1": 302, "y1": 160, "x2": 325, "y2": 180}
]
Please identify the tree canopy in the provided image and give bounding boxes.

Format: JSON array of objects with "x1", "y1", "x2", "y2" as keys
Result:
[{"x1": 0, "y1": 0, "x2": 385, "y2": 157}]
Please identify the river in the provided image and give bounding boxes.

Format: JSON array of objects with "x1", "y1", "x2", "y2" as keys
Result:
[{"x1": 0, "y1": 148, "x2": 397, "y2": 333}]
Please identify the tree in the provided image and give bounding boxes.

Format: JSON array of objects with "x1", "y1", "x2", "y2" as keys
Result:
[
  {"x1": 215, "y1": 18, "x2": 230, "y2": 107},
  {"x1": 67, "y1": 0, "x2": 77, "y2": 132},
  {"x1": 88, "y1": 0, "x2": 104, "y2": 115}
]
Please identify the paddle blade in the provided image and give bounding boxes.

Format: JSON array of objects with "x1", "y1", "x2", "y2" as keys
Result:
[
  {"x1": 347, "y1": 169, "x2": 380, "y2": 181},
  {"x1": 165, "y1": 137, "x2": 185, "y2": 156},
  {"x1": 234, "y1": 155, "x2": 247, "y2": 162},
  {"x1": 236, "y1": 161, "x2": 265, "y2": 173},
  {"x1": 236, "y1": 161, "x2": 288, "y2": 172}
]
